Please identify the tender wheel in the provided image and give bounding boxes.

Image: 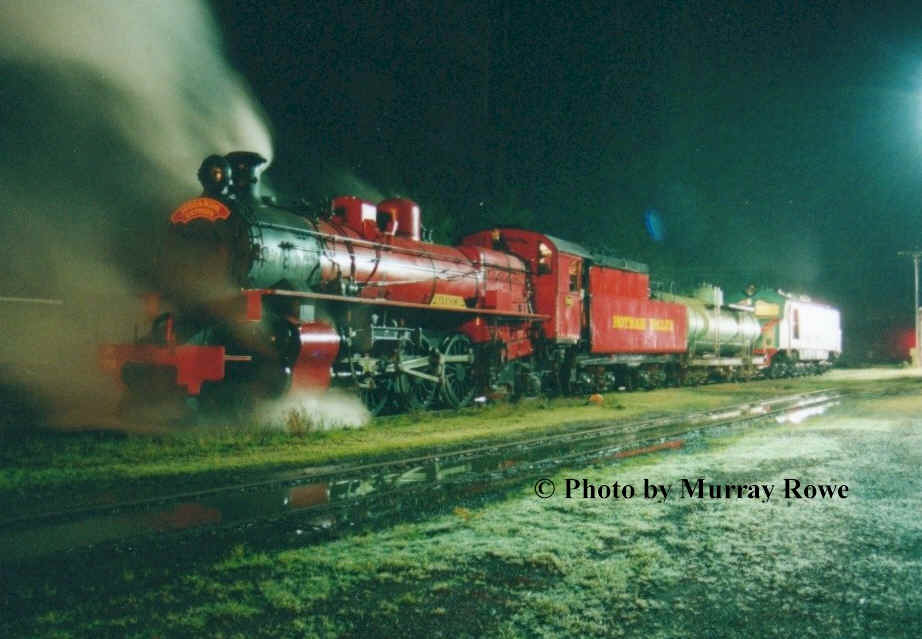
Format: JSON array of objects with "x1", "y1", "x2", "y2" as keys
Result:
[
  {"x1": 439, "y1": 334, "x2": 477, "y2": 408},
  {"x1": 554, "y1": 361, "x2": 574, "y2": 396}
]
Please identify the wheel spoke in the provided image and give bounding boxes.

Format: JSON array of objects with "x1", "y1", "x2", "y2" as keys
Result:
[
  {"x1": 358, "y1": 378, "x2": 392, "y2": 416},
  {"x1": 397, "y1": 340, "x2": 438, "y2": 411},
  {"x1": 438, "y1": 334, "x2": 476, "y2": 409},
  {"x1": 400, "y1": 373, "x2": 438, "y2": 411}
]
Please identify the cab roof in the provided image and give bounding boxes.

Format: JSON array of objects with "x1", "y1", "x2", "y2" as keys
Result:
[{"x1": 543, "y1": 233, "x2": 648, "y2": 274}]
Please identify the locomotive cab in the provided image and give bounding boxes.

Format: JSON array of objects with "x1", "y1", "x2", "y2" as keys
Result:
[{"x1": 461, "y1": 229, "x2": 587, "y2": 343}]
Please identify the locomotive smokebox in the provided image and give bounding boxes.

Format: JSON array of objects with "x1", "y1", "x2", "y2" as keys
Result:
[{"x1": 225, "y1": 151, "x2": 267, "y2": 202}]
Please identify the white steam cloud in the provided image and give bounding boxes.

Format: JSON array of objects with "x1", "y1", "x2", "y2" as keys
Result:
[
  {"x1": 0, "y1": 0, "x2": 274, "y2": 429},
  {"x1": 259, "y1": 390, "x2": 371, "y2": 432},
  {"x1": 0, "y1": 0, "x2": 272, "y2": 190}
]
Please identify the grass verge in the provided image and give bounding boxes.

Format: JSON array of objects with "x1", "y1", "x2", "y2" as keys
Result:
[
  {"x1": 3, "y1": 388, "x2": 921, "y2": 637},
  {"x1": 1, "y1": 368, "x2": 919, "y2": 515}
]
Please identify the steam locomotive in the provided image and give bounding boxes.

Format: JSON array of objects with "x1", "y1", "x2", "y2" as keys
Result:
[{"x1": 99, "y1": 152, "x2": 841, "y2": 415}]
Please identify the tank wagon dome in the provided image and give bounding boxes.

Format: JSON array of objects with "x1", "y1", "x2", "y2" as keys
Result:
[{"x1": 377, "y1": 198, "x2": 421, "y2": 241}]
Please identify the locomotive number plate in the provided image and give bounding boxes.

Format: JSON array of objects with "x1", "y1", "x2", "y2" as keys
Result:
[
  {"x1": 170, "y1": 198, "x2": 231, "y2": 224},
  {"x1": 430, "y1": 294, "x2": 466, "y2": 308},
  {"x1": 612, "y1": 315, "x2": 674, "y2": 332}
]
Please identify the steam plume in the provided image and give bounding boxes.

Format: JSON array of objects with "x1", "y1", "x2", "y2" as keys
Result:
[
  {"x1": 0, "y1": 0, "x2": 273, "y2": 429},
  {"x1": 0, "y1": 0, "x2": 272, "y2": 189}
]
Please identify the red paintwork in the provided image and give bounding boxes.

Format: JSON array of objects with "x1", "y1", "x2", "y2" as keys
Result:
[
  {"x1": 555, "y1": 253, "x2": 583, "y2": 342},
  {"x1": 587, "y1": 263, "x2": 685, "y2": 353},
  {"x1": 246, "y1": 289, "x2": 263, "y2": 321},
  {"x1": 464, "y1": 230, "x2": 686, "y2": 353},
  {"x1": 332, "y1": 195, "x2": 378, "y2": 239},
  {"x1": 99, "y1": 321, "x2": 340, "y2": 396},
  {"x1": 109, "y1": 193, "x2": 738, "y2": 404},
  {"x1": 461, "y1": 229, "x2": 581, "y2": 342},
  {"x1": 613, "y1": 439, "x2": 683, "y2": 459},
  {"x1": 321, "y1": 205, "x2": 530, "y2": 315},
  {"x1": 99, "y1": 343, "x2": 225, "y2": 395},
  {"x1": 753, "y1": 318, "x2": 779, "y2": 357},
  {"x1": 290, "y1": 322, "x2": 340, "y2": 390},
  {"x1": 589, "y1": 265, "x2": 648, "y2": 299},
  {"x1": 169, "y1": 197, "x2": 230, "y2": 224},
  {"x1": 460, "y1": 318, "x2": 534, "y2": 359},
  {"x1": 287, "y1": 483, "x2": 330, "y2": 509},
  {"x1": 456, "y1": 245, "x2": 530, "y2": 314},
  {"x1": 378, "y1": 198, "x2": 421, "y2": 241},
  {"x1": 588, "y1": 294, "x2": 687, "y2": 354},
  {"x1": 147, "y1": 502, "x2": 222, "y2": 531},
  {"x1": 254, "y1": 288, "x2": 545, "y2": 319}
]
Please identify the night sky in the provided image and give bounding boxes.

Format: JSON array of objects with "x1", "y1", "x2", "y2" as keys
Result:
[
  {"x1": 209, "y1": 0, "x2": 922, "y2": 356},
  {"x1": 3, "y1": 1, "x2": 922, "y2": 358}
]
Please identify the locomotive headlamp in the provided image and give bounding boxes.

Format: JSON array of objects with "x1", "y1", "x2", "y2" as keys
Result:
[{"x1": 198, "y1": 155, "x2": 232, "y2": 196}]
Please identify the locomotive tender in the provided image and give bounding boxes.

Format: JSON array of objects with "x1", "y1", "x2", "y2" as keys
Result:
[{"x1": 99, "y1": 152, "x2": 841, "y2": 414}]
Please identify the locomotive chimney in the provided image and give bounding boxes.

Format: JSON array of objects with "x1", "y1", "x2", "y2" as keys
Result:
[{"x1": 224, "y1": 151, "x2": 267, "y2": 202}]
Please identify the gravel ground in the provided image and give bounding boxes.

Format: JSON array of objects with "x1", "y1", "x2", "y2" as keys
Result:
[{"x1": 4, "y1": 391, "x2": 922, "y2": 638}]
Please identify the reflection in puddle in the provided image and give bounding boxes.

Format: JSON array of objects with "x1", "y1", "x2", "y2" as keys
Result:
[
  {"x1": 147, "y1": 502, "x2": 222, "y2": 531},
  {"x1": 775, "y1": 401, "x2": 838, "y2": 424},
  {"x1": 1, "y1": 395, "x2": 842, "y2": 562}
]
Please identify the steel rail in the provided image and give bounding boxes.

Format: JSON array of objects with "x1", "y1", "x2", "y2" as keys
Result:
[{"x1": 0, "y1": 389, "x2": 838, "y2": 530}]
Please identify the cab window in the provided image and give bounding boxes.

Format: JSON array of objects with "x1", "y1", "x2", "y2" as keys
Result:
[
  {"x1": 537, "y1": 242, "x2": 553, "y2": 274},
  {"x1": 568, "y1": 261, "x2": 581, "y2": 291}
]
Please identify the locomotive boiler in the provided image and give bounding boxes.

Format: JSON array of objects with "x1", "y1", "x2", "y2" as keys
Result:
[{"x1": 163, "y1": 153, "x2": 529, "y2": 309}]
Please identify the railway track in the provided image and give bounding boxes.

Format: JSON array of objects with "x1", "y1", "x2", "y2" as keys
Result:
[{"x1": 0, "y1": 389, "x2": 843, "y2": 562}]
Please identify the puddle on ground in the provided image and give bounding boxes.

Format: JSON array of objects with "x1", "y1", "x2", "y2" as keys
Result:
[{"x1": 0, "y1": 395, "x2": 841, "y2": 561}]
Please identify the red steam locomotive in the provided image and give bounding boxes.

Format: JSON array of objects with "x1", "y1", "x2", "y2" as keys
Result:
[{"x1": 99, "y1": 152, "x2": 836, "y2": 415}]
